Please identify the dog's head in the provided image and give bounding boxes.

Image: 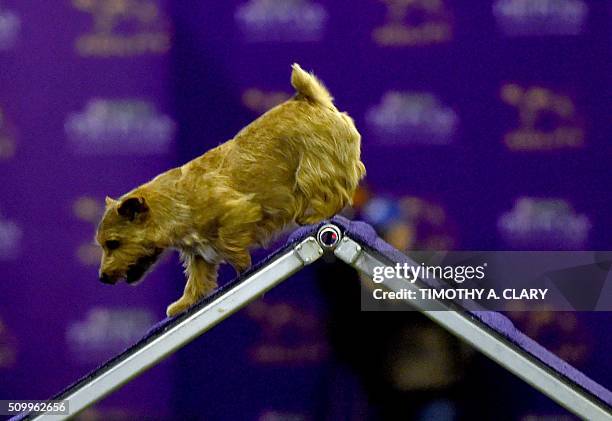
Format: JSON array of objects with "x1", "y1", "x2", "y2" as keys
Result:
[{"x1": 96, "y1": 194, "x2": 164, "y2": 285}]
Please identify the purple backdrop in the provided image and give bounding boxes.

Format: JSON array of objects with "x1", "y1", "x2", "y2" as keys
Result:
[{"x1": 0, "y1": 0, "x2": 611, "y2": 420}]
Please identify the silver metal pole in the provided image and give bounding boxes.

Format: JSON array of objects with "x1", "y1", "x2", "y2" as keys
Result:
[
  {"x1": 29, "y1": 236, "x2": 324, "y2": 421},
  {"x1": 22, "y1": 223, "x2": 612, "y2": 420}
]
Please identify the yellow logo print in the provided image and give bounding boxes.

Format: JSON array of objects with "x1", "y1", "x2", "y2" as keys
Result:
[
  {"x1": 0, "y1": 318, "x2": 17, "y2": 368},
  {"x1": 73, "y1": 0, "x2": 171, "y2": 57},
  {"x1": 73, "y1": 196, "x2": 104, "y2": 266},
  {"x1": 373, "y1": 0, "x2": 452, "y2": 46},
  {"x1": 246, "y1": 301, "x2": 327, "y2": 365},
  {"x1": 501, "y1": 84, "x2": 584, "y2": 150}
]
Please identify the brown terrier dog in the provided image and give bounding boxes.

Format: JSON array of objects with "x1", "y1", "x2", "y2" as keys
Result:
[{"x1": 96, "y1": 64, "x2": 366, "y2": 316}]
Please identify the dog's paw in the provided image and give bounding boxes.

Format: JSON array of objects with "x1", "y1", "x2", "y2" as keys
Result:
[{"x1": 166, "y1": 298, "x2": 192, "y2": 317}]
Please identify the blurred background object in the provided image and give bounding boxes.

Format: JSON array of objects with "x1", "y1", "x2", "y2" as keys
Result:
[{"x1": 0, "y1": 0, "x2": 611, "y2": 419}]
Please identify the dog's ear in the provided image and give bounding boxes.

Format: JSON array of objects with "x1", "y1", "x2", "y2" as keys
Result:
[
  {"x1": 105, "y1": 196, "x2": 117, "y2": 207},
  {"x1": 117, "y1": 196, "x2": 149, "y2": 222}
]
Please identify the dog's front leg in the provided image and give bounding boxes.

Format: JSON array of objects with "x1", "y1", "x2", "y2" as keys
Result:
[{"x1": 166, "y1": 254, "x2": 218, "y2": 317}]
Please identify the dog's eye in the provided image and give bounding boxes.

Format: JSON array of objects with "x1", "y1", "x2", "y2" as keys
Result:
[{"x1": 105, "y1": 240, "x2": 120, "y2": 250}]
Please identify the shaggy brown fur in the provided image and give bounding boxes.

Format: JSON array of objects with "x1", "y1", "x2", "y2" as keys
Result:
[{"x1": 96, "y1": 64, "x2": 366, "y2": 316}]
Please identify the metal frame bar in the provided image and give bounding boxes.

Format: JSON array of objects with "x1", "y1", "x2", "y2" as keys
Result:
[
  {"x1": 29, "y1": 236, "x2": 324, "y2": 421},
  {"x1": 334, "y1": 234, "x2": 612, "y2": 420},
  {"x1": 21, "y1": 223, "x2": 612, "y2": 420}
]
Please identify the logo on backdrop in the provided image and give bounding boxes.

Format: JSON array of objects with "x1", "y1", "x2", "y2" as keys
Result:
[
  {"x1": 66, "y1": 307, "x2": 154, "y2": 363},
  {"x1": 0, "y1": 317, "x2": 17, "y2": 369},
  {"x1": 373, "y1": 0, "x2": 452, "y2": 46},
  {"x1": 493, "y1": 0, "x2": 588, "y2": 36},
  {"x1": 501, "y1": 84, "x2": 584, "y2": 151},
  {"x1": 73, "y1": 0, "x2": 171, "y2": 56},
  {"x1": 366, "y1": 91, "x2": 458, "y2": 145},
  {"x1": 0, "y1": 106, "x2": 17, "y2": 159},
  {"x1": 507, "y1": 311, "x2": 590, "y2": 364},
  {"x1": 73, "y1": 196, "x2": 104, "y2": 266},
  {"x1": 246, "y1": 301, "x2": 327, "y2": 365},
  {"x1": 235, "y1": 0, "x2": 328, "y2": 42},
  {"x1": 0, "y1": 2, "x2": 20, "y2": 50},
  {"x1": 0, "y1": 211, "x2": 22, "y2": 261},
  {"x1": 498, "y1": 197, "x2": 591, "y2": 249},
  {"x1": 65, "y1": 98, "x2": 175, "y2": 155},
  {"x1": 242, "y1": 88, "x2": 291, "y2": 114}
]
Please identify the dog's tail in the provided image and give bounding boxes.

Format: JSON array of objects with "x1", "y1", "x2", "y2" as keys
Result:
[{"x1": 291, "y1": 63, "x2": 334, "y2": 108}]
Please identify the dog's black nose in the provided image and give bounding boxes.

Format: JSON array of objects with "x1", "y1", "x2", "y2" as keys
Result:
[{"x1": 100, "y1": 273, "x2": 114, "y2": 284}]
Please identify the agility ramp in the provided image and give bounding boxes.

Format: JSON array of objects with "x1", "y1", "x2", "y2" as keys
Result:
[{"x1": 13, "y1": 216, "x2": 612, "y2": 420}]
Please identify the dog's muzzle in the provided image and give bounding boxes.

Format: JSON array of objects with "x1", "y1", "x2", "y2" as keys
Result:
[
  {"x1": 100, "y1": 272, "x2": 118, "y2": 285},
  {"x1": 125, "y1": 249, "x2": 163, "y2": 285},
  {"x1": 99, "y1": 249, "x2": 163, "y2": 285}
]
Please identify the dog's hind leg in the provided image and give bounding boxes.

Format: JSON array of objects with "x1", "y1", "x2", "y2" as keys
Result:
[{"x1": 166, "y1": 254, "x2": 218, "y2": 317}]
